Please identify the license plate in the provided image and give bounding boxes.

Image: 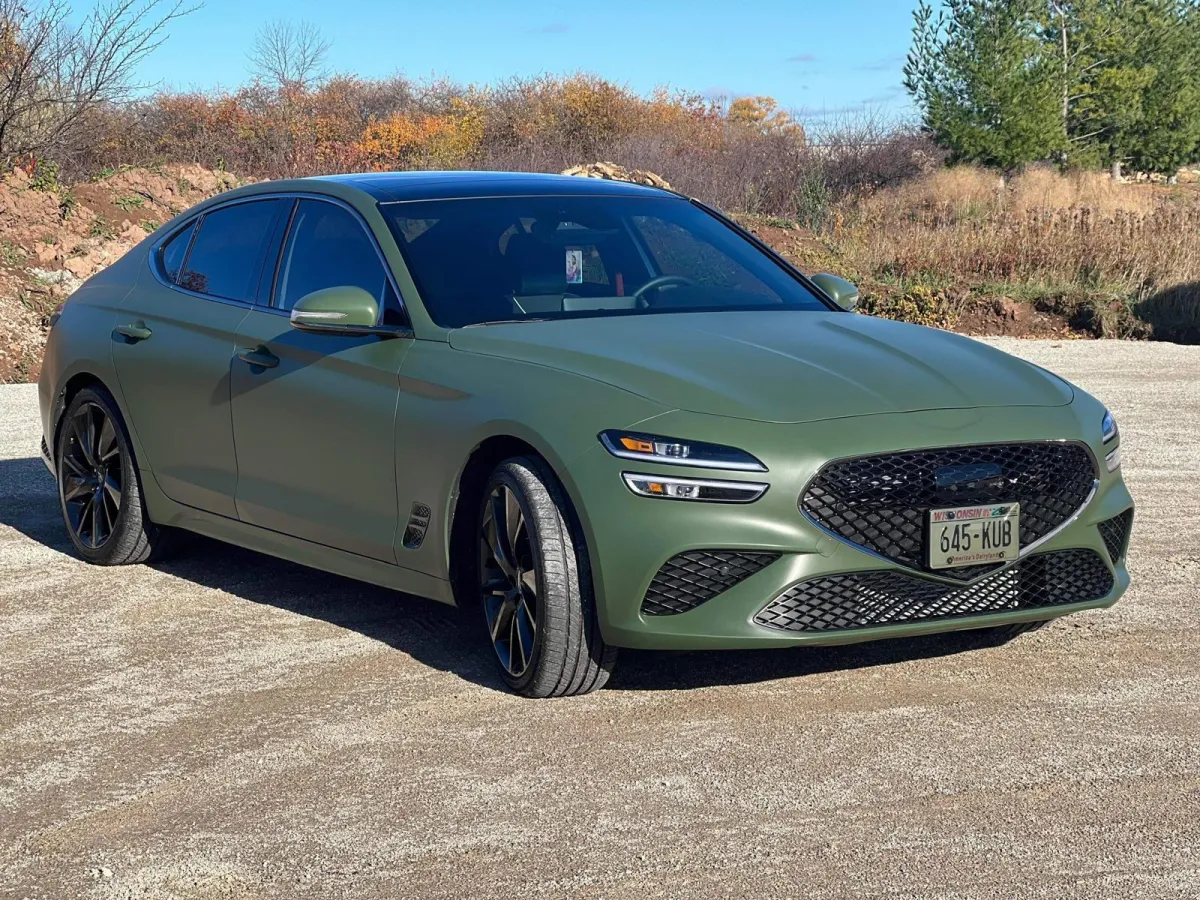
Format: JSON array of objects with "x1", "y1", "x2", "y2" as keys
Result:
[{"x1": 928, "y1": 503, "x2": 1020, "y2": 569}]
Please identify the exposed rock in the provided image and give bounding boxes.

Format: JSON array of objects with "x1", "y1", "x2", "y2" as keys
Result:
[
  {"x1": 0, "y1": 164, "x2": 243, "y2": 382},
  {"x1": 562, "y1": 162, "x2": 672, "y2": 190}
]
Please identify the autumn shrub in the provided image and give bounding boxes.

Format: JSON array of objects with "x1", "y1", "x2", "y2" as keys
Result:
[{"x1": 67, "y1": 71, "x2": 940, "y2": 231}]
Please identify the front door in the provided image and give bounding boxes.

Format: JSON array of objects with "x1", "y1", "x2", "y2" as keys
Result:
[
  {"x1": 229, "y1": 198, "x2": 412, "y2": 562},
  {"x1": 112, "y1": 198, "x2": 286, "y2": 517}
]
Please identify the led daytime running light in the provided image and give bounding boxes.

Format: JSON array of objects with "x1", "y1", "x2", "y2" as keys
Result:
[{"x1": 621, "y1": 472, "x2": 768, "y2": 503}]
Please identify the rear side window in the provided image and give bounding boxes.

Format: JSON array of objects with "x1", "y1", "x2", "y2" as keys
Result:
[
  {"x1": 274, "y1": 199, "x2": 394, "y2": 313},
  {"x1": 178, "y1": 199, "x2": 284, "y2": 302},
  {"x1": 159, "y1": 220, "x2": 195, "y2": 283}
]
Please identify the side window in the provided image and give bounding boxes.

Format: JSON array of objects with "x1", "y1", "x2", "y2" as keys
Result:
[
  {"x1": 159, "y1": 220, "x2": 196, "y2": 283},
  {"x1": 178, "y1": 199, "x2": 284, "y2": 302},
  {"x1": 275, "y1": 199, "x2": 396, "y2": 316}
]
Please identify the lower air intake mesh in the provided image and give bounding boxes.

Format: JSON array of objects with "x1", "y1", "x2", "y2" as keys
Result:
[
  {"x1": 1097, "y1": 510, "x2": 1133, "y2": 563},
  {"x1": 641, "y1": 550, "x2": 781, "y2": 616},
  {"x1": 755, "y1": 549, "x2": 1113, "y2": 633}
]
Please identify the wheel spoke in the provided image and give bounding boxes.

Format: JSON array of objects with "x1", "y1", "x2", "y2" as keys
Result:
[
  {"x1": 75, "y1": 494, "x2": 94, "y2": 545},
  {"x1": 510, "y1": 611, "x2": 526, "y2": 673},
  {"x1": 516, "y1": 593, "x2": 536, "y2": 654},
  {"x1": 90, "y1": 492, "x2": 103, "y2": 547},
  {"x1": 489, "y1": 595, "x2": 515, "y2": 643},
  {"x1": 63, "y1": 475, "x2": 92, "y2": 502},
  {"x1": 100, "y1": 488, "x2": 117, "y2": 534},
  {"x1": 71, "y1": 412, "x2": 97, "y2": 468},
  {"x1": 102, "y1": 473, "x2": 122, "y2": 509},
  {"x1": 97, "y1": 415, "x2": 119, "y2": 463},
  {"x1": 485, "y1": 493, "x2": 517, "y2": 580},
  {"x1": 520, "y1": 568, "x2": 538, "y2": 601},
  {"x1": 62, "y1": 452, "x2": 88, "y2": 478}
]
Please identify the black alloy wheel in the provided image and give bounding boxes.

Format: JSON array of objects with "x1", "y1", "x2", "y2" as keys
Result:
[
  {"x1": 60, "y1": 400, "x2": 123, "y2": 550},
  {"x1": 475, "y1": 457, "x2": 616, "y2": 697},
  {"x1": 56, "y1": 385, "x2": 173, "y2": 566},
  {"x1": 480, "y1": 481, "x2": 538, "y2": 678}
]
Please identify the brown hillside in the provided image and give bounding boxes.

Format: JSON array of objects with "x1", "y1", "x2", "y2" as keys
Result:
[{"x1": 0, "y1": 165, "x2": 240, "y2": 382}]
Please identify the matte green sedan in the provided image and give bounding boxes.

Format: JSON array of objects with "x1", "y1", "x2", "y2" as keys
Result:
[{"x1": 37, "y1": 172, "x2": 1134, "y2": 696}]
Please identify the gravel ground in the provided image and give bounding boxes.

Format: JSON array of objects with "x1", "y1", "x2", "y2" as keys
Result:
[{"x1": 2, "y1": 338, "x2": 1198, "y2": 899}]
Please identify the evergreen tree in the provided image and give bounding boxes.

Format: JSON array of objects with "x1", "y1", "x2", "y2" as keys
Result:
[
  {"x1": 904, "y1": 0, "x2": 1064, "y2": 169},
  {"x1": 907, "y1": 0, "x2": 1200, "y2": 174}
]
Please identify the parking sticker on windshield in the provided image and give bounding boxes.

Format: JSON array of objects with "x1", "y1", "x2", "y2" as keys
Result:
[{"x1": 566, "y1": 249, "x2": 583, "y2": 284}]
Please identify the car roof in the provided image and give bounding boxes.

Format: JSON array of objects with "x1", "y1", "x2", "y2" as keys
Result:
[{"x1": 304, "y1": 170, "x2": 683, "y2": 203}]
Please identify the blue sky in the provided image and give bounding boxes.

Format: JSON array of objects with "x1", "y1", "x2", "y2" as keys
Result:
[{"x1": 137, "y1": 0, "x2": 916, "y2": 120}]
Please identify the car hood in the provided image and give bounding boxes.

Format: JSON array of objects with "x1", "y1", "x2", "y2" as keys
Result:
[{"x1": 447, "y1": 311, "x2": 1073, "y2": 424}]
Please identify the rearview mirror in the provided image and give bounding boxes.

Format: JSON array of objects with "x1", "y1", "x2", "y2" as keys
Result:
[
  {"x1": 290, "y1": 286, "x2": 380, "y2": 336},
  {"x1": 810, "y1": 273, "x2": 860, "y2": 311}
]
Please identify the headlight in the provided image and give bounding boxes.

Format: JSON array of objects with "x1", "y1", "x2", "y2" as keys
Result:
[
  {"x1": 1102, "y1": 410, "x2": 1118, "y2": 444},
  {"x1": 600, "y1": 430, "x2": 767, "y2": 472},
  {"x1": 621, "y1": 472, "x2": 768, "y2": 503}
]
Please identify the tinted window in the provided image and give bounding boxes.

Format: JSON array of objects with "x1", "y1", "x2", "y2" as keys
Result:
[
  {"x1": 159, "y1": 220, "x2": 195, "y2": 283},
  {"x1": 382, "y1": 195, "x2": 827, "y2": 328},
  {"x1": 178, "y1": 200, "x2": 283, "y2": 302},
  {"x1": 275, "y1": 200, "x2": 394, "y2": 314}
]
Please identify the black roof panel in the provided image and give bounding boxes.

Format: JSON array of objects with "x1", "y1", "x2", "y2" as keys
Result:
[{"x1": 309, "y1": 170, "x2": 681, "y2": 202}]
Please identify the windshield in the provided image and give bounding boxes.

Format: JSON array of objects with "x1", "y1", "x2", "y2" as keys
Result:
[{"x1": 380, "y1": 194, "x2": 830, "y2": 328}]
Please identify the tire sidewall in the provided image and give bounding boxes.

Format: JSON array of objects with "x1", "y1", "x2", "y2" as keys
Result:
[{"x1": 56, "y1": 387, "x2": 137, "y2": 564}]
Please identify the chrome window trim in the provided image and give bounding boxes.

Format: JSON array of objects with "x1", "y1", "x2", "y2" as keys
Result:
[
  {"x1": 151, "y1": 216, "x2": 200, "y2": 286},
  {"x1": 149, "y1": 191, "x2": 413, "y2": 329},
  {"x1": 797, "y1": 439, "x2": 1103, "y2": 588}
]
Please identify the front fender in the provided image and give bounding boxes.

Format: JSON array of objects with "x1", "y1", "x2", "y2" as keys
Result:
[{"x1": 390, "y1": 340, "x2": 669, "y2": 583}]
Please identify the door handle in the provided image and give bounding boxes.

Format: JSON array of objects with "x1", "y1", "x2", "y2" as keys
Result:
[
  {"x1": 236, "y1": 346, "x2": 279, "y2": 369},
  {"x1": 114, "y1": 321, "x2": 152, "y2": 342}
]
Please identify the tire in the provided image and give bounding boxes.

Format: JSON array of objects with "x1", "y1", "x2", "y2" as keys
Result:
[
  {"x1": 56, "y1": 385, "x2": 173, "y2": 565},
  {"x1": 475, "y1": 456, "x2": 616, "y2": 697}
]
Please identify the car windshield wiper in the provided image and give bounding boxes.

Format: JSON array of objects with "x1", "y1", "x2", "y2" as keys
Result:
[{"x1": 462, "y1": 318, "x2": 554, "y2": 327}]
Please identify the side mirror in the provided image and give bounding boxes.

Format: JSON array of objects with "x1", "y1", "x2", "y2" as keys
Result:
[
  {"x1": 290, "y1": 286, "x2": 380, "y2": 336},
  {"x1": 810, "y1": 273, "x2": 860, "y2": 311}
]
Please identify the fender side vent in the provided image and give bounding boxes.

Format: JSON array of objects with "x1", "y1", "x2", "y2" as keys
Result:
[{"x1": 403, "y1": 502, "x2": 432, "y2": 550}]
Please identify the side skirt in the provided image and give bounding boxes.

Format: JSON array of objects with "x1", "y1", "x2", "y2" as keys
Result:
[{"x1": 151, "y1": 485, "x2": 456, "y2": 606}]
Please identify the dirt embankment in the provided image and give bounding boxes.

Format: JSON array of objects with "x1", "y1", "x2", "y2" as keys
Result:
[{"x1": 0, "y1": 165, "x2": 239, "y2": 382}]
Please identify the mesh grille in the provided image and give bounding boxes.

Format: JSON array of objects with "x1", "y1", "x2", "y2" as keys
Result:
[
  {"x1": 801, "y1": 442, "x2": 1097, "y2": 582},
  {"x1": 755, "y1": 549, "x2": 1113, "y2": 634},
  {"x1": 641, "y1": 550, "x2": 781, "y2": 616},
  {"x1": 1098, "y1": 509, "x2": 1134, "y2": 563}
]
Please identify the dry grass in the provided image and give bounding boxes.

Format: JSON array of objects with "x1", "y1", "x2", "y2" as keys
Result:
[{"x1": 819, "y1": 166, "x2": 1200, "y2": 340}]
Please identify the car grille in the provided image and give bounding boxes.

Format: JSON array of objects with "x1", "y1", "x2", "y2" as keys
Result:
[
  {"x1": 801, "y1": 442, "x2": 1097, "y2": 582},
  {"x1": 641, "y1": 550, "x2": 781, "y2": 616},
  {"x1": 1098, "y1": 509, "x2": 1134, "y2": 563},
  {"x1": 755, "y1": 549, "x2": 1113, "y2": 633}
]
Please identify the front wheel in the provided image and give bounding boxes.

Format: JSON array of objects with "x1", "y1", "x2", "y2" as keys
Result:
[{"x1": 477, "y1": 457, "x2": 616, "y2": 697}]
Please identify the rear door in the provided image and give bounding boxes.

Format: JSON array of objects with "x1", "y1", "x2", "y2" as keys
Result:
[
  {"x1": 112, "y1": 198, "x2": 287, "y2": 517},
  {"x1": 230, "y1": 197, "x2": 412, "y2": 562}
]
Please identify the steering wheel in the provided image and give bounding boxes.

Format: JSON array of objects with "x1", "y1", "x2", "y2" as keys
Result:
[{"x1": 631, "y1": 274, "x2": 695, "y2": 307}]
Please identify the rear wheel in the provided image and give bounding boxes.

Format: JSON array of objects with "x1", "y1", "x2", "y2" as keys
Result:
[
  {"x1": 56, "y1": 386, "x2": 172, "y2": 565},
  {"x1": 477, "y1": 457, "x2": 616, "y2": 697}
]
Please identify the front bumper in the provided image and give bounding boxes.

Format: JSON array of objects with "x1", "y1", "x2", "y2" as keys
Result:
[{"x1": 566, "y1": 404, "x2": 1133, "y2": 650}]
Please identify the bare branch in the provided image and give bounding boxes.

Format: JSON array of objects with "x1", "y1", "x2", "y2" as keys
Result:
[
  {"x1": 247, "y1": 19, "x2": 331, "y2": 92},
  {"x1": 0, "y1": 0, "x2": 198, "y2": 163}
]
